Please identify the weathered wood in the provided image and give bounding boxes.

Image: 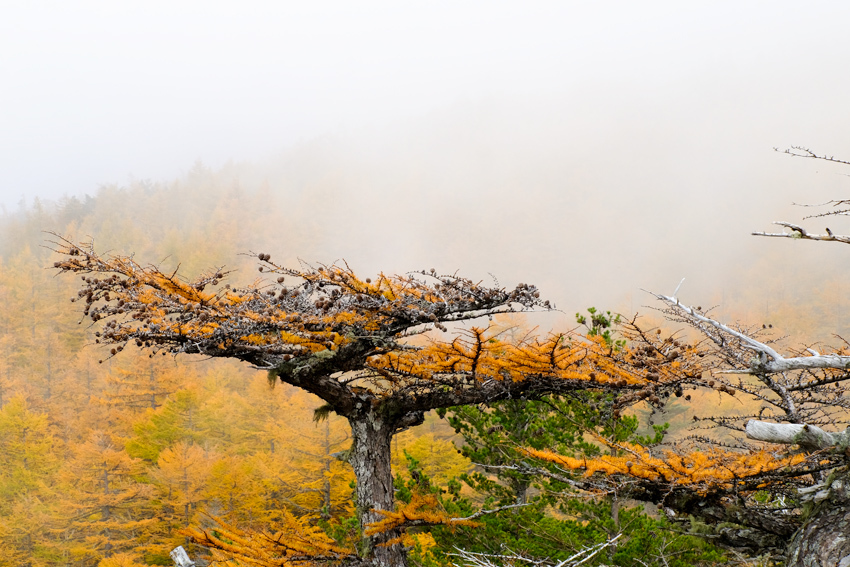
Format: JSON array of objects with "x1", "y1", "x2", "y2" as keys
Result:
[
  {"x1": 753, "y1": 221, "x2": 850, "y2": 245},
  {"x1": 170, "y1": 546, "x2": 195, "y2": 567},
  {"x1": 745, "y1": 420, "x2": 850, "y2": 451},
  {"x1": 652, "y1": 293, "x2": 850, "y2": 375}
]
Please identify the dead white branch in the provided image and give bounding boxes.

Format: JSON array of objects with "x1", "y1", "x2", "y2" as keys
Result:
[
  {"x1": 752, "y1": 221, "x2": 850, "y2": 244},
  {"x1": 745, "y1": 420, "x2": 850, "y2": 451},
  {"x1": 170, "y1": 546, "x2": 195, "y2": 567},
  {"x1": 451, "y1": 534, "x2": 621, "y2": 567},
  {"x1": 652, "y1": 293, "x2": 850, "y2": 374}
]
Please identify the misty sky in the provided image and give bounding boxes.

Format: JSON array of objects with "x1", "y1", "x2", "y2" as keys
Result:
[
  {"x1": 4, "y1": 2, "x2": 850, "y2": 321},
  {"x1": 3, "y1": 2, "x2": 849, "y2": 208}
]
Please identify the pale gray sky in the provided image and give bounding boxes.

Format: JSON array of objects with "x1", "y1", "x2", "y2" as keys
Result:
[{"x1": 3, "y1": 2, "x2": 850, "y2": 210}]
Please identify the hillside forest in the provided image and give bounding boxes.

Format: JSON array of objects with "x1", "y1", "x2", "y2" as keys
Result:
[{"x1": 3, "y1": 155, "x2": 850, "y2": 567}]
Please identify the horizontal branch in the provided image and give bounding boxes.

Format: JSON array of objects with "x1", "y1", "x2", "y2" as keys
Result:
[
  {"x1": 777, "y1": 146, "x2": 850, "y2": 166},
  {"x1": 369, "y1": 502, "x2": 531, "y2": 534},
  {"x1": 752, "y1": 221, "x2": 850, "y2": 245},
  {"x1": 746, "y1": 420, "x2": 850, "y2": 451}
]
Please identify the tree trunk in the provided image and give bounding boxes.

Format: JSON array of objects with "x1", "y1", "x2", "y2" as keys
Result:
[
  {"x1": 786, "y1": 478, "x2": 850, "y2": 567},
  {"x1": 348, "y1": 410, "x2": 407, "y2": 567}
]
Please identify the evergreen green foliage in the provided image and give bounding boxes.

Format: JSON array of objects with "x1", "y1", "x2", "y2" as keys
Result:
[
  {"x1": 424, "y1": 310, "x2": 724, "y2": 566},
  {"x1": 576, "y1": 307, "x2": 624, "y2": 349},
  {"x1": 430, "y1": 394, "x2": 723, "y2": 566}
]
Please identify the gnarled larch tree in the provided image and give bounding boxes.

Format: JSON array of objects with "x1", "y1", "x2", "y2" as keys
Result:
[{"x1": 52, "y1": 237, "x2": 695, "y2": 566}]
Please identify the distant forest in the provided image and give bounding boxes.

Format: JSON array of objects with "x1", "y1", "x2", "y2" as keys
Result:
[{"x1": 2, "y1": 158, "x2": 848, "y2": 566}]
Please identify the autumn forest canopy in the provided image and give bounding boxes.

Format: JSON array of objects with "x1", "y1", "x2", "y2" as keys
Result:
[{"x1": 5, "y1": 151, "x2": 850, "y2": 567}]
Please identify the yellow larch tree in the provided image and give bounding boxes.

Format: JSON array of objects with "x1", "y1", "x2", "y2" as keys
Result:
[
  {"x1": 100, "y1": 358, "x2": 184, "y2": 415},
  {"x1": 95, "y1": 552, "x2": 148, "y2": 567},
  {"x1": 392, "y1": 429, "x2": 471, "y2": 488},
  {"x1": 54, "y1": 431, "x2": 154, "y2": 566},
  {"x1": 271, "y1": 390, "x2": 354, "y2": 521},
  {"x1": 204, "y1": 454, "x2": 282, "y2": 526},
  {"x1": 143, "y1": 441, "x2": 217, "y2": 561},
  {"x1": 0, "y1": 396, "x2": 62, "y2": 566}
]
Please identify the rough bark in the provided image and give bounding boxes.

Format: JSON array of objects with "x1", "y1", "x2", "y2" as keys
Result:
[
  {"x1": 786, "y1": 476, "x2": 850, "y2": 567},
  {"x1": 348, "y1": 409, "x2": 407, "y2": 567}
]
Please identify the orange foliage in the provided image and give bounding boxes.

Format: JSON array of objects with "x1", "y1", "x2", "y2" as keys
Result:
[
  {"x1": 184, "y1": 512, "x2": 355, "y2": 567},
  {"x1": 364, "y1": 493, "x2": 479, "y2": 537},
  {"x1": 52, "y1": 236, "x2": 705, "y2": 403},
  {"x1": 526, "y1": 444, "x2": 808, "y2": 489},
  {"x1": 55, "y1": 245, "x2": 501, "y2": 360},
  {"x1": 373, "y1": 328, "x2": 666, "y2": 387}
]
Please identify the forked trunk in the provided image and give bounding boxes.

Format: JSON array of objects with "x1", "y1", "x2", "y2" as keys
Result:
[{"x1": 348, "y1": 410, "x2": 407, "y2": 567}]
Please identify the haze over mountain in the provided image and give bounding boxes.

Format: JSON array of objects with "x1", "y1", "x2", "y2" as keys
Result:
[{"x1": 3, "y1": 3, "x2": 850, "y2": 323}]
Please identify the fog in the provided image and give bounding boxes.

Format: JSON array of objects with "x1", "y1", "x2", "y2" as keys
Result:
[{"x1": 3, "y1": 2, "x2": 850, "y2": 324}]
